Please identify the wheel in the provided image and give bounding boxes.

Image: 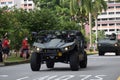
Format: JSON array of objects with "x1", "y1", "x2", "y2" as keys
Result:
[
  {"x1": 99, "y1": 51, "x2": 104, "y2": 56},
  {"x1": 30, "y1": 52, "x2": 41, "y2": 71},
  {"x1": 79, "y1": 51, "x2": 87, "y2": 68},
  {"x1": 116, "y1": 50, "x2": 120, "y2": 56},
  {"x1": 46, "y1": 60, "x2": 54, "y2": 68},
  {"x1": 70, "y1": 51, "x2": 79, "y2": 71}
]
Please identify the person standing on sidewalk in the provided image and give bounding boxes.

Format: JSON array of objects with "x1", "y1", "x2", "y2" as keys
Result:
[
  {"x1": 21, "y1": 37, "x2": 30, "y2": 60},
  {"x1": 0, "y1": 39, "x2": 3, "y2": 62},
  {"x1": 2, "y1": 36, "x2": 10, "y2": 61}
]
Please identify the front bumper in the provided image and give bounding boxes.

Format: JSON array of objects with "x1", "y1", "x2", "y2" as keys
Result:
[{"x1": 98, "y1": 46, "x2": 118, "y2": 52}]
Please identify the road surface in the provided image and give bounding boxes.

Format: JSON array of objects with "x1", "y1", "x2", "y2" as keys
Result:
[{"x1": 0, "y1": 53, "x2": 120, "y2": 80}]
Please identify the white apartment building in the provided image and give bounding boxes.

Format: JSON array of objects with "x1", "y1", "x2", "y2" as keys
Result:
[
  {"x1": 0, "y1": 0, "x2": 34, "y2": 11},
  {"x1": 92, "y1": 0, "x2": 120, "y2": 35}
]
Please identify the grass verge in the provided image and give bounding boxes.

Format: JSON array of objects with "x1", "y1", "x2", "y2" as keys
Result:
[{"x1": 2, "y1": 51, "x2": 98, "y2": 65}]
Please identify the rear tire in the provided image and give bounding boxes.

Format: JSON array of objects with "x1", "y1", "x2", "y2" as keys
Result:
[
  {"x1": 116, "y1": 50, "x2": 120, "y2": 56},
  {"x1": 70, "y1": 51, "x2": 79, "y2": 71},
  {"x1": 46, "y1": 60, "x2": 54, "y2": 68},
  {"x1": 30, "y1": 52, "x2": 41, "y2": 71},
  {"x1": 79, "y1": 51, "x2": 87, "y2": 68}
]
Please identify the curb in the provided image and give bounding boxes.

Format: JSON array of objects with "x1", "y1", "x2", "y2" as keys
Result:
[{"x1": 0, "y1": 63, "x2": 5, "y2": 67}]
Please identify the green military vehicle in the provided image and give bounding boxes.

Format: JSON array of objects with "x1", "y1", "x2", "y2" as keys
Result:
[
  {"x1": 30, "y1": 30, "x2": 87, "y2": 71},
  {"x1": 98, "y1": 33, "x2": 120, "y2": 56}
]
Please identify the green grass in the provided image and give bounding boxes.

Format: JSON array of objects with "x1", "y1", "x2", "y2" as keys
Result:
[
  {"x1": 86, "y1": 50, "x2": 98, "y2": 55},
  {"x1": 5, "y1": 54, "x2": 26, "y2": 63}
]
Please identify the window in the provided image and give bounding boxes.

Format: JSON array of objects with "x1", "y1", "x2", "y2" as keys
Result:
[
  {"x1": 102, "y1": 24, "x2": 107, "y2": 26},
  {"x1": 108, "y1": 6, "x2": 114, "y2": 9},
  {"x1": 109, "y1": 18, "x2": 115, "y2": 20},
  {"x1": 102, "y1": 18, "x2": 107, "y2": 21},
  {"x1": 109, "y1": 23, "x2": 114, "y2": 26},
  {"x1": 108, "y1": 1, "x2": 114, "y2": 3},
  {"x1": 24, "y1": 4, "x2": 27, "y2": 6},
  {"x1": 101, "y1": 12, "x2": 107, "y2": 15},
  {"x1": 117, "y1": 29, "x2": 120, "y2": 31},
  {"x1": 109, "y1": 12, "x2": 114, "y2": 14},
  {"x1": 1, "y1": 2, "x2": 6, "y2": 4},
  {"x1": 28, "y1": 4, "x2": 32, "y2": 6},
  {"x1": 116, "y1": 6, "x2": 120, "y2": 8},
  {"x1": 116, "y1": 17, "x2": 120, "y2": 20},
  {"x1": 28, "y1": 0, "x2": 32, "y2": 1},
  {"x1": 116, "y1": 23, "x2": 120, "y2": 26},
  {"x1": 98, "y1": 19, "x2": 100, "y2": 21},
  {"x1": 97, "y1": 24, "x2": 100, "y2": 26},
  {"x1": 104, "y1": 30, "x2": 108, "y2": 32},
  {"x1": 8, "y1": 1, "x2": 12, "y2": 4},
  {"x1": 24, "y1": 0, "x2": 27, "y2": 1},
  {"x1": 116, "y1": 12, "x2": 120, "y2": 14},
  {"x1": 109, "y1": 29, "x2": 114, "y2": 31}
]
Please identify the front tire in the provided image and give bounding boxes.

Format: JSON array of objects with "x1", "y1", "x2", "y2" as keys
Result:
[
  {"x1": 70, "y1": 51, "x2": 79, "y2": 71},
  {"x1": 30, "y1": 52, "x2": 41, "y2": 71},
  {"x1": 99, "y1": 51, "x2": 104, "y2": 56}
]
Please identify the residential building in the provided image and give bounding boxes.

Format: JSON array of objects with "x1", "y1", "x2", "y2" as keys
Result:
[
  {"x1": 92, "y1": 0, "x2": 120, "y2": 35},
  {"x1": 0, "y1": 0, "x2": 34, "y2": 11}
]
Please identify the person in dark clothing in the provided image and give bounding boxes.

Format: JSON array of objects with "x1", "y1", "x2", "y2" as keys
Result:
[{"x1": 0, "y1": 39, "x2": 3, "y2": 62}]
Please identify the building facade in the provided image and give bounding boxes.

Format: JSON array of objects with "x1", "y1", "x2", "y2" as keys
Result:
[
  {"x1": 92, "y1": 0, "x2": 120, "y2": 35},
  {"x1": 0, "y1": 0, "x2": 34, "y2": 11}
]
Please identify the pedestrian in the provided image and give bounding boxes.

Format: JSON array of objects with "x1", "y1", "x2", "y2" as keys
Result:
[
  {"x1": 2, "y1": 36, "x2": 10, "y2": 61},
  {"x1": 21, "y1": 37, "x2": 30, "y2": 60},
  {"x1": 0, "y1": 39, "x2": 3, "y2": 62}
]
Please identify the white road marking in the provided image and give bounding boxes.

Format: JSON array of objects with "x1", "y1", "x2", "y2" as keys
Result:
[
  {"x1": 54, "y1": 75, "x2": 74, "y2": 80},
  {"x1": 0, "y1": 75, "x2": 8, "y2": 77},
  {"x1": 79, "y1": 75, "x2": 92, "y2": 80},
  {"x1": 16, "y1": 76, "x2": 29, "y2": 80},
  {"x1": 90, "y1": 75, "x2": 107, "y2": 80},
  {"x1": 33, "y1": 75, "x2": 50, "y2": 80},
  {"x1": 46, "y1": 75, "x2": 58, "y2": 80}
]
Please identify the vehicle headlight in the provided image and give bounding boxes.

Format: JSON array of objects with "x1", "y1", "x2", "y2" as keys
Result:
[
  {"x1": 65, "y1": 47, "x2": 69, "y2": 51},
  {"x1": 115, "y1": 44, "x2": 117, "y2": 46},
  {"x1": 33, "y1": 46, "x2": 42, "y2": 52},
  {"x1": 64, "y1": 46, "x2": 71, "y2": 51},
  {"x1": 98, "y1": 44, "x2": 101, "y2": 46},
  {"x1": 37, "y1": 47, "x2": 40, "y2": 51}
]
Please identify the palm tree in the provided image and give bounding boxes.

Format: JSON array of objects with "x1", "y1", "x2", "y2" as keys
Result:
[
  {"x1": 77, "y1": 0, "x2": 107, "y2": 48},
  {"x1": 92, "y1": 0, "x2": 107, "y2": 44}
]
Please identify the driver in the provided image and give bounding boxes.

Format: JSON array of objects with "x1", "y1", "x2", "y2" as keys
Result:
[{"x1": 110, "y1": 33, "x2": 116, "y2": 40}]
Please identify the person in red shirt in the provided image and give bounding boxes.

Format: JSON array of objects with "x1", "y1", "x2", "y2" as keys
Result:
[
  {"x1": 2, "y1": 36, "x2": 10, "y2": 61},
  {"x1": 21, "y1": 37, "x2": 30, "y2": 60}
]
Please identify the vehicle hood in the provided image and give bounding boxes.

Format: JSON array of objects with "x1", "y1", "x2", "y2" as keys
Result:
[{"x1": 33, "y1": 39, "x2": 74, "y2": 48}]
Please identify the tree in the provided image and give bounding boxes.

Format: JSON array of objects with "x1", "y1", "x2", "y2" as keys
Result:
[{"x1": 76, "y1": 0, "x2": 107, "y2": 48}]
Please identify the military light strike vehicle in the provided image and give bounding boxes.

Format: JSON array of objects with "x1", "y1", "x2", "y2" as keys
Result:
[
  {"x1": 30, "y1": 30, "x2": 87, "y2": 71},
  {"x1": 98, "y1": 33, "x2": 120, "y2": 56}
]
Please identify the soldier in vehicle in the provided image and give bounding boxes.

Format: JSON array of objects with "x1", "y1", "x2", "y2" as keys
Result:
[{"x1": 110, "y1": 33, "x2": 116, "y2": 40}]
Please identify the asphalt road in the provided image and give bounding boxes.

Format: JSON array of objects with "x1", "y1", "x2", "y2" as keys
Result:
[{"x1": 0, "y1": 53, "x2": 120, "y2": 80}]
